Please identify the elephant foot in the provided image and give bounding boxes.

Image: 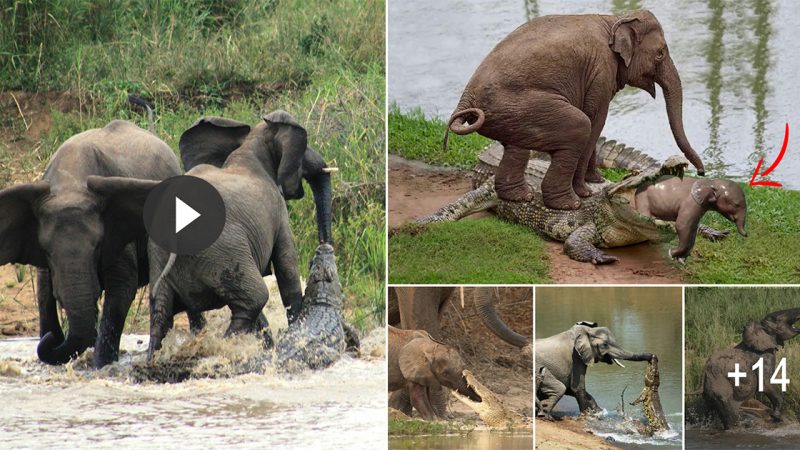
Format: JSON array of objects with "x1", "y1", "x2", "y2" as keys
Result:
[
  {"x1": 572, "y1": 180, "x2": 593, "y2": 198},
  {"x1": 585, "y1": 168, "x2": 605, "y2": 183},
  {"x1": 542, "y1": 190, "x2": 582, "y2": 210},
  {"x1": 496, "y1": 182, "x2": 534, "y2": 203}
]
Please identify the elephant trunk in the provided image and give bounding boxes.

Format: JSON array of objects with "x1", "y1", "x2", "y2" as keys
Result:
[
  {"x1": 658, "y1": 56, "x2": 705, "y2": 175},
  {"x1": 735, "y1": 213, "x2": 748, "y2": 237},
  {"x1": 473, "y1": 287, "x2": 529, "y2": 348},
  {"x1": 37, "y1": 272, "x2": 99, "y2": 365},
  {"x1": 303, "y1": 149, "x2": 333, "y2": 244}
]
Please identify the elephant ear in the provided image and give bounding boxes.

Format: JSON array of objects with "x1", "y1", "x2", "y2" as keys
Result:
[
  {"x1": 179, "y1": 117, "x2": 251, "y2": 171},
  {"x1": 690, "y1": 181, "x2": 719, "y2": 206},
  {"x1": 0, "y1": 181, "x2": 50, "y2": 266},
  {"x1": 609, "y1": 15, "x2": 644, "y2": 67},
  {"x1": 399, "y1": 338, "x2": 438, "y2": 387},
  {"x1": 263, "y1": 110, "x2": 308, "y2": 200},
  {"x1": 742, "y1": 321, "x2": 778, "y2": 353},
  {"x1": 574, "y1": 330, "x2": 596, "y2": 365},
  {"x1": 87, "y1": 176, "x2": 161, "y2": 255}
]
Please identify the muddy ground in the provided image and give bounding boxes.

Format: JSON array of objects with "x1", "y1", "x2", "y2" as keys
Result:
[
  {"x1": 537, "y1": 417, "x2": 620, "y2": 449},
  {"x1": 388, "y1": 155, "x2": 681, "y2": 284},
  {"x1": 390, "y1": 286, "x2": 533, "y2": 424}
]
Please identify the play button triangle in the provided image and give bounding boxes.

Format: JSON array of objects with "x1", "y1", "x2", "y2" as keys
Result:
[{"x1": 175, "y1": 196, "x2": 201, "y2": 233}]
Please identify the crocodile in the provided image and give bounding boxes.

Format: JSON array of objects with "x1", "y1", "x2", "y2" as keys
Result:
[
  {"x1": 451, "y1": 369, "x2": 531, "y2": 429},
  {"x1": 630, "y1": 355, "x2": 669, "y2": 436},
  {"x1": 132, "y1": 244, "x2": 355, "y2": 382},
  {"x1": 417, "y1": 137, "x2": 728, "y2": 264}
]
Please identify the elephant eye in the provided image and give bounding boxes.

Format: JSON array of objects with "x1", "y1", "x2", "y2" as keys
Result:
[{"x1": 656, "y1": 48, "x2": 666, "y2": 61}]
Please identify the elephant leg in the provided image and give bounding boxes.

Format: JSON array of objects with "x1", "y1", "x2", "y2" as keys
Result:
[
  {"x1": 532, "y1": 96, "x2": 591, "y2": 210},
  {"x1": 148, "y1": 279, "x2": 176, "y2": 359},
  {"x1": 94, "y1": 245, "x2": 138, "y2": 368},
  {"x1": 221, "y1": 264, "x2": 270, "y2": 336},
  {"x1": 579, "y1": 107, "x2": 609, "y2": 185},
  {"x1": 271, "y1": 224, "x2": 304, "y2": 324},
  {"x1": 495, "y1": 143, "x2": 534, "y2": 203},
  {"x1": 704, "y1": 387, "x2": 738, "y2": 430},
  {"x1": 538, "y1": 373, "x2": 566, "y2": 417},
  {"x1": 763, "y1": 355, "x2": 784, "y2": 422},
  {"x1": 430, "y1": 385, "x2": 450, "y2": 419},
  {"x1": 408, "y1": 381, "x2": 437, "y2": 421},
  {"x1": 389, "y1": 388, "x2": 413, "y2": 417},
  {"x1": 36, "y1": 268, "x2": 63, "y2": 342},
  {"x1": 570, "y1": 386, "x2": 599, "y2": 414}
]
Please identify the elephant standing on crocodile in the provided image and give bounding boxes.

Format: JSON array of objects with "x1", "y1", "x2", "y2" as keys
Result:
[
  {"x1": 388, "y1": 286, "x2": 530, "y2": 417},
  {"x1": 536, "y1": 321, "x2": 652, "y2": 414},
  {"x1": 0, "y1": 104, "x2": 181, "y2": 367},
  {"x1": 703, "y1": 308, "x2": 800, "y2": 430},
  {"x1": 446, "y1": 10, "x2": 704, "y2": 209},
  {"x1": 388, "y1": 325, "x2": 481, "y2": 420}
]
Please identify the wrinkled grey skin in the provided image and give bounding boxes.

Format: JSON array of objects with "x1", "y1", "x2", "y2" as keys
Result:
[
  {"x1": 0, "y1": 117, "x2": 180, "y2": 367},
  {"x1": 536, "y1": 322, "x2": 653, "y2": 414},
  {"x1": 536, "y1": 366, "x2": 564, "y2": 419},
  {"x1": 635, "y1": 176, "x2": 747, "y2": 261},
  {"x1": 179, "y1": 113, "x2": 332, "y2": 244},
  {"x1": 703, "y1": 308, "x2": 800, "y2": 430},
  {"x1": 387, "y1": 286, "x2": 529, "y2": 417},
  {"x1": 114, "y1": 111, "x2": 307, "y2": 359},
  {"x1": 446, "y1": 10, "x2": 704, "y2": 209},
  {"x1": 388, "y1": 325, "x2": 482, "y2": 420}
]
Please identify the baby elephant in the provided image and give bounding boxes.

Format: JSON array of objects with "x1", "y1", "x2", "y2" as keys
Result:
[
  {"x1": 635, "y1": 176, "x2": 747, "y2": 262},
  {"x1": 388, "y1": 325, "x2": 481, "y2": 420}
]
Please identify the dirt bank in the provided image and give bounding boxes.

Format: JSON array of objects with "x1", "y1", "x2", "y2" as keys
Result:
[
  {"x1": 388, "y1": 155, "x2": 681, "y2": 284},
  {"x1": 537, "y1": 417, "x2": 620, "y2": 449}
]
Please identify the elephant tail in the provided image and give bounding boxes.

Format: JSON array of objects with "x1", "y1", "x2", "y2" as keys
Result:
[
  {"x1": 128, "y1": 95, "x2": 155, "y2": 133},
  {"x1": 150, "y1": 253, "x2": 177, "y2": 302},
  {"x1": 443, "y1": 108, "x2": 485, "y2": 151}
]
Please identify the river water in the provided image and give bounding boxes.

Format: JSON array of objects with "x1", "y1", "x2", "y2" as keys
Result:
[
  {"x1": 0, "y1": 330, "x2": 387, "y2": 449},
  {"x1": 388, "y1": 0, "x2": 800, "y2": 188},
  {"x1": 535, "y1": 287, "x2": 683, "y2": 449}
]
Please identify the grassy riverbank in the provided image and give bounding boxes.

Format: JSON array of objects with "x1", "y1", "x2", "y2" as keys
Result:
[
  {"x1": 388, "y1": 107, "x2": 800, "y2": 284},
  {"x1": 0, "y1": 0, "x2": 385, "y2": 329},
  {"x1": 685, "y1": 287, "x2": 800, "y2": 422}
]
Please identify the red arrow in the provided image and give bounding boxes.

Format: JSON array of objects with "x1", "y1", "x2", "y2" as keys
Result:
[{"x1": 749, "y1": 122, "x2": 788, "y2": 187}]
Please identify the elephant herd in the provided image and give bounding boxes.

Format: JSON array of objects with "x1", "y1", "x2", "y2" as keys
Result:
[{"x1": 0, "y1": 97, "x2": 333, "y2": 369}]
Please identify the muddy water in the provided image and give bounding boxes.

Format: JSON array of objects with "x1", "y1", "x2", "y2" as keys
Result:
[
  {"x1": 686, "y1": 427, "x2": 800, "y2": 449},
  {"x1": 389, "y1": 431, "x2": 532, "y2": 449},
  {"x1": 389, "y1": 0, "x2": 800, "y2": 188},
  {"x1": 0, "y1": 331, "x2": 386, "y2": 449},
  {"x1": 536, "y1": 287, "x2": 683, "y2": 449}
]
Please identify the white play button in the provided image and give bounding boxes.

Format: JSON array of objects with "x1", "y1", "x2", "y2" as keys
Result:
[{"x1": 175, "y1": 196, "x2": 201, "y2": 233}]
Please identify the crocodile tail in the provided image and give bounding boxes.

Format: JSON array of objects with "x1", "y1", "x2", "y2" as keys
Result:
[
  {"x1": 595, "y1": 136, "x2": 660, "y2": 172},
  {"x1": 443, "y1": 108, "x2": 485, "y2": 151}
]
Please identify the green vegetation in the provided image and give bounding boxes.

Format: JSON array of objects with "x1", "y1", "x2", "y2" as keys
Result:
[
  {"x1": 683, "y1": 185, "x2": 800, "y2": 284},
  {"x1": 389, "y1": 108, "x2": 800, "y2": 284},
  {"x1": 389, "y1": 218, "x2": 549, "y2": 284},
  {"x1": 0, "y1": 0, "x2": 384, "y2": 329},
  {"x1": 685, "y1": 287, "x2": 800, "y2": 421}
]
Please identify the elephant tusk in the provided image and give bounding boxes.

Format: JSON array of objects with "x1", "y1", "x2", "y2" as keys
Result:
[
  {"x1": 613, "y1": 359, "x2": 626, "y2": 368},
  {"x1": 321, "y1": 167, "x2": 339, "y2": 173}
]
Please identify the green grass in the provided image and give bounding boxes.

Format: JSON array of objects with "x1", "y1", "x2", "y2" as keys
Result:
[
  {"x1": 389, "y1": 218, "x2": 549, "y2": 284},
  {"x1": 389, "y1": 108, "x2": 800, "y2": 284},
  {"x1": 685, "y1": 287, "x2": 800, "y2": 422},
  {"x1": 0, "y1": 0, "x2": 385, "y2": 330},
  {"x1": 681, "y1": 185, "x2": 800, "y2": 284}
]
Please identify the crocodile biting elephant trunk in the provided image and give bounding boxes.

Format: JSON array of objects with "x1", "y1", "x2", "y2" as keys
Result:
[
  {"x1": 473, "y1": 287, "x2": 529, "y2": 348},
  {"x1": 659, "y1": 56, "x2": 705, "y2": 175}
]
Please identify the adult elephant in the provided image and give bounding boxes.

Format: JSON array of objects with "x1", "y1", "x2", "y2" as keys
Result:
[
  {"x1": 388, "y1": 286, "x2": 530, "y2": 417},
  {"x1": 445, "y1": 10, "x2": 705, "y2": 209},
  {"x1": 0, "y1": 103, "x2": 181, "y2": 367},
  {"x1": 178, "y1": 114, "x2": 333, "y2": 243},
  {"x1": 536, "y1": 321, "x2": 652, "y2": 414},
  {"x1": 702, "y1": 308, "x2": 800, "y2": 429}
]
